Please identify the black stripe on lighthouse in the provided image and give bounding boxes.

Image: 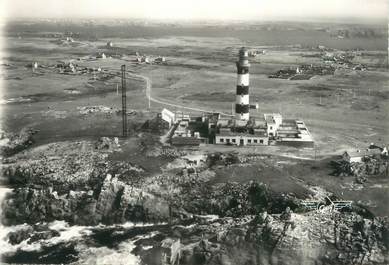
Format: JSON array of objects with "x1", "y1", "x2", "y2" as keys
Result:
[
  {"x1": 235, "y1": 104, "x2": 250, "y2": 113},
  {"x1": 237, "y1": 66, "x2": 249, "y2": 74},
  {"x1": 236, "y1": 85, "x2": 249, "y2": 95}
]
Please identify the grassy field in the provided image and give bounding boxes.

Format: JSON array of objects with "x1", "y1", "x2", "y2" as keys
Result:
[{"x1": 1, "y1": 32, "x2": 388, "y2": 151}]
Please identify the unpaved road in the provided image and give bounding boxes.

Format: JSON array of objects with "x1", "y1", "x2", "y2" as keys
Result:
[{"x1": 129, "y1": 72, "x2": 234, "y2": 117}]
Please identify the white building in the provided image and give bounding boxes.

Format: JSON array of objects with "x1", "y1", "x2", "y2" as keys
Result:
[
  {"x1": 264, "y1": 113, "x2": 282, "y2": 137},
  {"x1": 97, "y1": 53, "x2": 106, "y2": 59},
  {"x1": 161, "y1": 108, "x2": 175, "y2": 127}
]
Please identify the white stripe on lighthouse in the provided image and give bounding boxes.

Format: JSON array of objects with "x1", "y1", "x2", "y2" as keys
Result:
[
  {"x1": 238, "y1": 113, "x2": 250, "y2": 120},
  {"x1": 236, "y1": 95, "x2": 249, "y2": 105},
  {"x1": 237, "y1": 74, "x2": 249, "y2": 86}
]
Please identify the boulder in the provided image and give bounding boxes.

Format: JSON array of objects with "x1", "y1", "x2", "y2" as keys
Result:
[
  {"x1": 94, "y1": 175, "x2": 124, "y2": 223},
  {"x1": 7, "y1": 226, "x2": 34, "y2": 245}
]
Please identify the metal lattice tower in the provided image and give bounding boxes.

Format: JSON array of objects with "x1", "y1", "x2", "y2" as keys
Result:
[{"x1": 121, "y1": 65, "x2": 127, "y2": 137}]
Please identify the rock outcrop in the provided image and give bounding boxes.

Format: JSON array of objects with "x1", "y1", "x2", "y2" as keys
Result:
[
  {"x1": 0, "y1": 128, "x2": 37, "y2": 157},
  {"x1": 157, "y1": 210, "x2": 389, "y2": 265},
  {"x1": 2, "y1": 140, "x2": 388, "y2": 265},
  {"x1": 2, "y1": 174, "x2": 170, "y2": 226}
]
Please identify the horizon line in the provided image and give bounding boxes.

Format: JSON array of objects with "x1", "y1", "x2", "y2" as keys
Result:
[{"x1": 3, "y1": 15, "x2": 388, "y2": 25}]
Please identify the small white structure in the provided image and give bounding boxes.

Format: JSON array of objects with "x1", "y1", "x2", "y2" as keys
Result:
[
  {"x1": 174, "y1": 120, "x2": 191, "y2": 137},
  {"x1": 68, "y1": 62, "x2": 76, "y2": 73},
  {"x1": 154, "y1": 56, "x2": 166, "y2": 63},
  {"x1": 137, "y1": 56, "x2": 151, "y2": 64},
  {"x1": 382, "y1": 147, "x2": 388, "y2": 156},
  {"x1": 161, "y1": 108, "x2": 175, "y2": 127},
  {"x1": 264, "y1": 113, "x2": 283, "y2": 137},
  {"x1": 97, "y1": 53, "x2": 106, "y2": 59},
  {"x1": 106, "y1": 41, "x2": 113, "y2": 48}
]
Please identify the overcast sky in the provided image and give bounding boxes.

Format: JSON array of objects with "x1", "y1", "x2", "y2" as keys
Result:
[{"x1": 1, "y1": 0, "x2": 388, "y2": 21}]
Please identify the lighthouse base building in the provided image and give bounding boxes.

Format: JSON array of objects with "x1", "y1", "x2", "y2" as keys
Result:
[
  {"x1": 212, "y1": 113, "x2": 313, "y2": 147},
  {"x1": 213, "y1": 116, "x2": 269, "y2": 146}
]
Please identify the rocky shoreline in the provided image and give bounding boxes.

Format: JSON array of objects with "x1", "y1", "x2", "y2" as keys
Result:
[{"x1": 1, "y1": 136, "x2": 388, "y2": 264}]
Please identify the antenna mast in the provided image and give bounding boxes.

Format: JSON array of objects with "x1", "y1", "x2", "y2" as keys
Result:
[{"x1": 121, "y1": 65, "x2": 127, "y2": 137}]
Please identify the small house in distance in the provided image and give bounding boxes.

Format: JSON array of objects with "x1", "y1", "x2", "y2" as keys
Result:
[
  {"x1": 97, "y1": 53, "x2": 106, "y2": 59},
  {"x1": 342, "y1": 148, "x2": 382, "y2": 163},
  {"x1": 154, "y1": 56, "x2": 166, "y2": 64}
]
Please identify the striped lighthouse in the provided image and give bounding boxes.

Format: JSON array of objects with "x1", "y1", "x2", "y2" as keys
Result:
[{"x1": 235, "y1": 47, "x2": 250, "y2": 120}]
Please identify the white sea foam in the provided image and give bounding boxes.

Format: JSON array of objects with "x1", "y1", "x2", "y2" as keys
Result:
[
  {"x1": 120, "y1": 221, "x2": 167, "y2": 229},
  {"x1": 76, "y1": 240, "x2": 140, "y2": 265},
  {"x1": 0, "y1": 187, "x2": 20, "y2": 256},
  {"x1": 48, "y1": 220, "x2": 94, "y2": 245}
]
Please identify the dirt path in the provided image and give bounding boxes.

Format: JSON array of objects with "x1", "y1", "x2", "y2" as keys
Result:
[{"x1": 128, "y1": 72, "x2": 234, "y2": 117}]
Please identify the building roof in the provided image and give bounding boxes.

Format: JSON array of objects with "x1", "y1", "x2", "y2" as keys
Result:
[
  {"x1": 235, "y1": 120, "x2": 248, "y2": 127},
  {"x1": 216, "y1": 129, "x2": 267, "y2": 137},
  {"x1": 254, "y1": 119, "x2": 266, "y2": 127},
  {"x1": 171, "y1": 137, "x2": 201, "y2": 146},
  {"x1": 217, "y1": 118, "x2": 232, "y2": 127},
  {"x1": 217, "y1": 117, "x2": 267, "y2": 129},
  {"x1": 264, "y1": 113, "x2": 282, "y2": 123}
]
